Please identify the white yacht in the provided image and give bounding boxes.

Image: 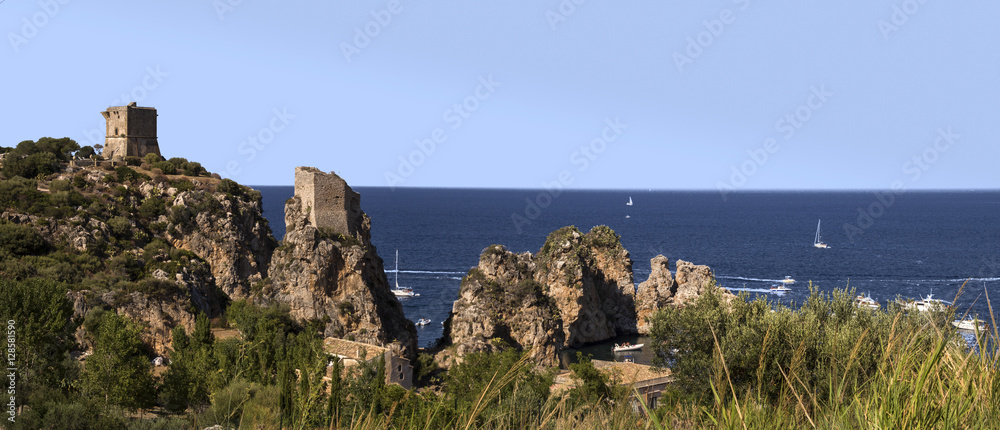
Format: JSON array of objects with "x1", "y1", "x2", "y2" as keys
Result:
[
  {"x1": 391, "y1": 250, "x2": 419, "y2": 298},
  {"x1": 813, "y1": 220, "x2": 829, "y2": 249}
]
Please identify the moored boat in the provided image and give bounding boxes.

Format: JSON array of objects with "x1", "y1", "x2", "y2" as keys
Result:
[
  {"x1": 612, "y1": 343, "x2": 643, "y2": 353},
  {"x1": 952, "y1": 316, "x2": 987, "y2": 331},
  {"x1": 854, "y1": 293, "x2": 880, "y2": 310},
  {"x1": 898, "y1": 293, "x2": 951, "y2": 312},
  {"x1": 392, "y1": 250, "x2": 420, "y2": 297}
]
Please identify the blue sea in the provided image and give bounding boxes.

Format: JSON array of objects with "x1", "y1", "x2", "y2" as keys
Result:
[{"x1": 256, "y1": 187, "x2": 1000, "y2": 350}]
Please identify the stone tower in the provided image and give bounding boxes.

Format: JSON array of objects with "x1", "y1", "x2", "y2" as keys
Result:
[
  {"x1": 101, "y1": 102, "x2": 161, "y2": 160},
  {"x1": 294, "y1": 167, "x2": 362, "y2": 238}
]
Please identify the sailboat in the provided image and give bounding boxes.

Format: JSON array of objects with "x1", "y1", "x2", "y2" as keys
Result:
[
  {"x1": 392, "y1": 250, "x2": 419, "y2": 297},
  {"x1": 626, "y1": 196, "x2": 633, "y2": 206},
  {"x1": 813, "y1": 220, "x2": 829, "y2": 249}
]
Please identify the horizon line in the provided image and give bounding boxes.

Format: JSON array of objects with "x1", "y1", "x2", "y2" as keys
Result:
[{"x1": 246, "y1": 185, "x2": 1000, "y2": 192}]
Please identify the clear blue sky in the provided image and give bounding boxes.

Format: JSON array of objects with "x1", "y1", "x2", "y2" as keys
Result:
[{"x1": 2, "y1": 1, "x2": 997, "y2": 189}]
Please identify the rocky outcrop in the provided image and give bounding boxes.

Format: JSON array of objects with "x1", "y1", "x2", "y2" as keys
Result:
[
  {"x1": 67, "y1": 259, "x2": 221, "y2": 356},
  {"x1": 165, "y1": 183, "x2": 277, "y2": 301},
  {"x1": 447, "y1": 246, "x2": 564, "y2": 367},
  {"x1": 263, "y1": 171, "x2": 416, "y2": 360},
  {"x1": 446, "y1": 226, "x2": 637, "y2": 366},
  {"x1": 635, "y1": 255, "x2": 675, "y2": 334},
  {"x1": 674, "y1": 260, "x2": 720, "y2": 304},
  {"x1": 635, "y1": 255, "x2": 734, "y2": 333},
  {"x1": 535, "y1": 226, "x2": 637, "y2": 346}
]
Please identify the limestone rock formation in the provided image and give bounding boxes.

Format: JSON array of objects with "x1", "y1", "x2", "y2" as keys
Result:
[
  {"x1": 673, "y1": 259, "x2": 719, "y2": 304},
  {"x1": 447, "y1": 246, "x2": 564, "y2": 367},
  {"x1": 446, "y1": 225, "x2": 637, "y2": 366},
  {"x1": 634, "y1": 255, "x2": 735, "y2": 333},
  {"x1": 534, "y1": 226, "x2": 637, "y2": 346},
  {"x1": 634, "y1": 255, "x2": 675, "y2": 334},
  {"x1": 264, "y1": 168, "x2": 417, "y2": 359},
  {"x1": 68, "y1": 260, "x2": 221, "y2": 356},
  {"x1": 165, "y1": 183, "x2": 276, "y2": 301}
]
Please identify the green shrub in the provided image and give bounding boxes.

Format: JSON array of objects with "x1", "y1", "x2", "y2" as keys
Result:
[
  {"x1": 139, "y1": 196, "x2": 166, "y2": 219},
  {"x1": 143, "y1": 153, "x2": 162, "y2": 165},
  {"x1": 49, "y1": 190, "x2": 89, "y2": 209},
  {"x1": 151, "y1": 161, "x2": 177, "y2": 175},
  {"x1": 0, "y1": 257, "x2": 38, "y2": 279},
  {"x1": 171, "y1": 179, "x2": 194, "y2": 192},
  {"x1": 216, "y1": 178, "x2": 243, "y2": 196},
  {"x1": 107, "y1": 216, "x2": 132, "y2": 238},
  {"x1": 0, "y1": 177, "x2": 46, "y2": 213},
  {"x1": 123, "y1": 156, "x2": 142, "y2": 166},
  {"x1": 180, "y1": 161, "x2": 207, "y2": 177},
  {"x1": 2, "y1": 151, "x2": 60, "y2": 179},
  {"x1": 107, "y1": 253, "x2": 143, "y2": 281},
  {"x1": 0, "y1": 223, "x2": 47, "y2": 255},
  {"x1": 76, "y1": 145, "x2": 96, "y2": 159},
  {"x1": 115, "y1": 166, "x2": 150, "y2": 183},
  {"x1": 49, "y1": 179, "x2": 71, "y2": 192},
  {"x1": 131, "y1": 278, "x2": 184, "y2": 300}
]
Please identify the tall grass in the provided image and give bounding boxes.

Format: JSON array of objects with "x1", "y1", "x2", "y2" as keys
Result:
[
  {"x1": 689, "y1": 287, "x2": 1000, "y2": 430},
  {"x1": 162, "y1": 286, "x2": 998, "y2": 429}
]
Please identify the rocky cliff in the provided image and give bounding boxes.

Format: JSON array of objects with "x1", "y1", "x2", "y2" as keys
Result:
[
  {"x1": 165, "y1": 185, "x2": 276, "y2": 301},
  {"x1": 263, "y1": 172, "x2": 417, "y2": 360},
  {"x1": 634, "y1": 255, "x2": 735, "y2": 333},
  {"x1": 447, "y1": 245, "x2": 564, "y2": 366},
  {"x1": 534, "y1": 226, "x2": 637, "y2": 346},
  {"x1": 446, "y1": 226, "x2": 637, "y2": 366}
]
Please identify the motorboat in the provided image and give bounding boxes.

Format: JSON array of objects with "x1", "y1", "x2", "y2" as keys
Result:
[
  {"x1": 854, "y1": 294, "x2": 880, "y2": 310},
  {"x1": 780, "y1": 276, "x2": 795, "y2": 284},
  {"x1": 415, "y1": 318, "x2": 431, "y2": 327},
  {"x1": 899, "y1": 293, "x2": 951, "y2": 312},
  {"x1": 770, "y1": 284, "x2": 791, "y2": 293},
  {"x1": 612, "y1": 343, "x2": 643, "y2": 353},
  {"x1": 952, "y1": 316, "x2": 988, "y2": 331}
]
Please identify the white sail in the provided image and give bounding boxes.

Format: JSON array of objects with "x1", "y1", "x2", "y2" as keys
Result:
[
  {"x1": 813, "y1": 220, "x2": 829, "y2": 248},
  {"x1": 626, "y1": 196, "x2": 633, "y2": 206},
  {"x1": 393, "y1": 250, "x2": 419, "y2": 297}
]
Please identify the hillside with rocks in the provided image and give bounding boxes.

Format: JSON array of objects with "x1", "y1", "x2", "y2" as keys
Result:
[{"x1": 0, "y1": 143, "x2": 414, "y2": 359}]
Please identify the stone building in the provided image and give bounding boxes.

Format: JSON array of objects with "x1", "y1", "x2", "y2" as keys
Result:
[
  {"x1": 323, "y1": 337, "x2": 412, "y2": 389},
  {"x1": 101, "y1": 102, "x2": 161, "y2": 160},
  {"x1": 294, "y1": 167, "x2": 362, "y2": 238}
]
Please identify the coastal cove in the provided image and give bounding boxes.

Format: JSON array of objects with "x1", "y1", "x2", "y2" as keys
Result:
[{"x1": 257, "y1": 186, "x2": 1000, "y2": 349}]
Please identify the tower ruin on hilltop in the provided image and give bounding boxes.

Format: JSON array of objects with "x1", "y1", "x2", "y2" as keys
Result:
[
  {"x1": 101, "y1": 102, "x2": 161, "y2": 160},
  {"x1": 294, "y1": 167, "x2": 362, "y2": 238}
]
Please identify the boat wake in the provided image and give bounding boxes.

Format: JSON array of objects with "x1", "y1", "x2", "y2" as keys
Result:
[
  {"x1": 719, "y1": 276, "x2": 789, "y2": 283},
  {"x1": 726, "y1": 287, "x2": 777, "y2": 294},
  {"x1": 389, "y1": 269, "x2": 467, "y2": 275},
  {"x1": 720, "y1": 276, "x2": 1000, "y2": 284}
]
